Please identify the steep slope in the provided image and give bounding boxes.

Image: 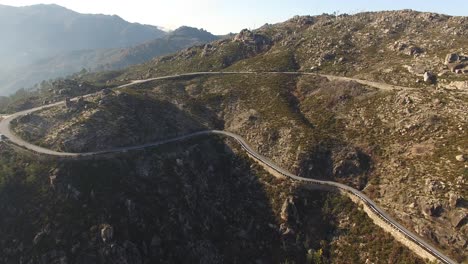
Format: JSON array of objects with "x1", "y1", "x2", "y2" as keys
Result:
[
  {"x1": 0, "y1": 137, "x2": 424, "y2": 263},
  {"x1": 11, "y1": 72, "x2": 468, "y2": 261},
  {"x1": 0, "y1": 26, "x2": 219, "y2": 96}
]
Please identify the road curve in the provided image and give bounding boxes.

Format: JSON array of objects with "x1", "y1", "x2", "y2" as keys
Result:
[
  {"x1": 0, "y1": 71, "x2": 414, "y2": 156},
  {"x1": 0, "y1": 128, "x2": 457, "y2": 263},
  {"x1": 0, "y1": 71, "x2": 459, "y2": 264}
]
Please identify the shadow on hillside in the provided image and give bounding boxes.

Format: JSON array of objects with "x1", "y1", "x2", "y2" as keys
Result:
[
  {"x1": 14, "y1": 137, "x2": 322, "y2": 263},
  {"x1": 0, "y1": 134, "x2": 425, "y2": 264},
  {"x1": 296, "y1": 141, "x2": 372, "y2": 190}
]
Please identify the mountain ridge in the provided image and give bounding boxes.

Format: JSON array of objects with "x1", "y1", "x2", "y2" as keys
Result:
[
  {"x1": 0, "y1": 3, "x2": 165, "y2": 69},
  {"x1": 0, "y1": 4, "x2": 220, "y2": 95}
]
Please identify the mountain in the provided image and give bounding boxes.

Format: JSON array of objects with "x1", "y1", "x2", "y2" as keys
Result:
[
  {"x1": 0, "y1": 4, "x2": 165, "y2": 69},
  {"x1": 1, "y1": 10, "x2": 467, "y2": 263},
  {"x1": 0, "y1": 26, "x2": 219, "y2": 95},
  {"x1": 112, "y1": 11, "x2": 467, "y2": 88}
]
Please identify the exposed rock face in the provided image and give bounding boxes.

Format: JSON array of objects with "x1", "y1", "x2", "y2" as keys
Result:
[
  {"x1": 422, "y1": 201, "x2": 443, "y2": 217},
  {"x1": 233, "y1": 29, "x2": 272, "y2": 52},
  {"x1": 49, "y1": 168, "x2": 60, "y2": 189},
  {"x1": 444, "y1": 53, "x2": 468, "y2": 73},
  {"x1": 423, "y1": 71, "x2": 436, "y2": 83},
  {"x1": 445, "y1": 53, "x2": 460, "y2": 64},
  {"x1": 443, "y1": 81, "x2": 468, "y2": 90},
  {"x1": 33, "y1": 230, "x2": 48, "y2": 246},
  {"x1": 449, "y1": 211, "x2": 467, "y2": 228},
  {"x1": 280, "y1": 196, "x2": 299, "y2": 223},
  {"x1": 332, "y1": 147, "x2": 370, "y2": 178},
  {"x1": 449, "y1": 192, "x2": 463, "y2": 208},
  {"x1": 201, "y1": 43, "x2": 216, "y2": 57},
  {"x1": 101, "y1": 225, "x2": 114, "y2": 243},
  {"x1": 289, "y1": 15, "x2": 315, "y2": 27},
  {"x1": 321, "y1": 52, "x2": 336, "y2": 61},
  {"x1": 390, "y1": 41, "x2": 424, "y2": 56}
]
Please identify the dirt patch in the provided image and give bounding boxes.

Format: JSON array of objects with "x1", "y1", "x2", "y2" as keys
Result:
[{"x1": 407, "y1": 141, "x2": 436, "y2": 157}]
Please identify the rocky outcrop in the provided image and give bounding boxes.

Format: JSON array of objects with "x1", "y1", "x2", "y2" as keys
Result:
[
  {"x1": 449, "y1": 211, "x2": 467, "y2": 228},
  {"x1": 455, "y1": 154, "x2": 466, "y2": 162},
  {"x1": 449, "y1": 192, "x2": 464, "y2": 208},
  {"x1": 233, "y1": 29, "x2": 272, "y2": 52},
  {"x1": 423, "y1": 71, "x2": 436, "y2": 84},
  {"x1": 280, "y1": 196, "x2": 299, "y2": 224},
  {"x1": 442, "y1": 81, "x2": 468, "y2": 90},
  {"x1": 332, "y1": 147, "x2": 370, "y2": 179},
  {"x1": 101, "y1": 224, "x2": 114, "y2": 243},
  {"x1": 421, "y1": 201, "x2": 443, "y2": 217},
  {"x1": 390, "y1": 41, "x2": 424, "y2": 56},
  {"x1": 444, "y1": 53, "x2": 468, "y2": 73}
]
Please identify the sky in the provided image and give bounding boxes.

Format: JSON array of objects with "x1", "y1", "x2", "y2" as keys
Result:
[{"x1": 0, "y1": 0, "x2": 466, "y2": 34}]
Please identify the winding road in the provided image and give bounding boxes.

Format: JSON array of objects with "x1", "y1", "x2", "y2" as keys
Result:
[{"x1": 0, "y1": 71, "x2": 459, "y2": 264}]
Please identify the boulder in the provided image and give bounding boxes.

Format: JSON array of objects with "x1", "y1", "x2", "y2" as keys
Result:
[
  {"x1": 33, "y1": 230, "x2": 48, "y2": 245},
  {"x1": 444, "y1": 81, "x2": 468, "y2": 90},
  {"x1": 101, "y1": 88, "x2": 112, "y2": 95},
  {"x1": 422, "y1": 201, "x2": 443, "y2": 217},
  {"x1": 49, "y1": 168, "x2": 60, "y2": 188},
  {"x1": 280, "y1": 196, "x2": 299, "y2": 223},
  {"x1": 423, "y1": 71, "x2": 436, "y2": 83},
  {"x1": 392, "y1": 41, "x2": 408, "y2": 51},
  {"x1": 445, "y1": 53, "x2": 460, "y2": 64},
  {"x1": 279, "y1": 223, "x2": 296, "y2": 238},
  {"x1": 456, "y1": 154, "x2": 466, "y2": 162},
  {"x1": 322, "y1": 53, "x2": 336, "y2": 61},
  {"x1": 449, "y1": 211, "x2": 467, "y2": 228},
  {"x1": 100, "y1": 224, "x2": 114, "y2": 243},
  {"x1": 407, "y1": 46, "x2": 424, "y2": 56},
  {"x1": 449, "y1": 192, "x2": 463, "y2": 208},
  {"x1": 444, "y1": 53, "x2": 468, "y2": 73},
  {"x1": 390, "y1": 41, "x2": 423, "y2": 56},
  {"x1": 405, "y1": 64, "x2": 426, "y2": 75}
]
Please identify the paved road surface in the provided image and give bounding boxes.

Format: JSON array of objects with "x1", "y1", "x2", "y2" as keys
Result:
[{"x1": 0, "y1": 71, "x2": 459, "y2": 264}]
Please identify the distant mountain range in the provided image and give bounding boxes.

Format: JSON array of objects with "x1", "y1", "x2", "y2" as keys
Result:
[{"x1": 0, "y1": 4, "x2": 219, "y2": 95}]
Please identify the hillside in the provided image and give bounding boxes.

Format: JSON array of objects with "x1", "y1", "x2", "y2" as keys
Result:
[
  {"x1": 0, "y1": 26, "x2": 219, "y2": 96},
  {"x1": 2, "y1": 10, "x2": 468, "y2": 263},
  {"x1": 1, "y1": 136, "x2": 426, "y2": 263},
  {"x1": 101, "y1": 10, "x2": 468, "y2": 91}
]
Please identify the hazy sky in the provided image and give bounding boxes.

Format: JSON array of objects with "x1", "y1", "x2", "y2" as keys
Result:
[{"x1": 0, "y1": 0, "x2": 466, "y2": 34}]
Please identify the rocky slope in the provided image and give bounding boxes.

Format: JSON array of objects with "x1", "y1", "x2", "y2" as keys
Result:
[
  {"x1": 98, "y1": 11, "x2": 468, "y2": 88},
  {"x1": 0, "y1": 137, "x2": 424, "y2": 263},
  {"x1": 4, "y1": 10, "x2": 468, "y2": 262},
  {"x1": 12, "y1": 72, "x2": 468, "y2": 261}
]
